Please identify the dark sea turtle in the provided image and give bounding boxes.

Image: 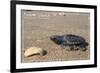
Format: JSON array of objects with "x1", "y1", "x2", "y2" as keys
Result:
[{"x1": 50, "y1": 34, "x2": 88, "y2": 51}]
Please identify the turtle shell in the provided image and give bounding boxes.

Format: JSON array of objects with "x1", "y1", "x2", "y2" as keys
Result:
[
  {"x1": 50, "y1": 34, "x2": 86, "y2": 45},
  {"x1": 63, "y1": 34, "x2": 86, "y2": 45}
]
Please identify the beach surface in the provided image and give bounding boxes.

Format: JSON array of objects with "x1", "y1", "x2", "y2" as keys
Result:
[{"x1": 21, "y1": 10, "x2": 90, "y2": 63}]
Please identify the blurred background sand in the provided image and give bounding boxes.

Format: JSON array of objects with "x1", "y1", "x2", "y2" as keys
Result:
[{"x1": 21, "y1": 10, "x2": 90, "y2": 63}]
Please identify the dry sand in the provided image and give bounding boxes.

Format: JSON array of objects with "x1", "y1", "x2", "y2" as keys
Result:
[{"x1": 21, "y1": 10, "x2": 90, "y2": 63}]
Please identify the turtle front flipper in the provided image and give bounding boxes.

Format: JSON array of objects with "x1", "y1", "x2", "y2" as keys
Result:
[
  {"x1": 60, "y1": 43, "x2": 66, "y2": 49},
  {"x1": 60, "y1": 44, "x2": 71, "y2": 51}
]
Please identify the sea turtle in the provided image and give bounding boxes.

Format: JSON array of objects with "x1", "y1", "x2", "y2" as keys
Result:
[{"x1": 50, "y1": 34, "x2": 88, "y2": 51}]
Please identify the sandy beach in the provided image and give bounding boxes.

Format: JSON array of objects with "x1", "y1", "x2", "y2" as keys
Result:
[{"x1": 21, "y1": 10, "x2": 90, "y2": 63}]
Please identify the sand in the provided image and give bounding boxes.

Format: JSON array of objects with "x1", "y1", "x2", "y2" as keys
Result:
[{"x1": 21, "y1": 10, "x2": 90, "y2": 63}]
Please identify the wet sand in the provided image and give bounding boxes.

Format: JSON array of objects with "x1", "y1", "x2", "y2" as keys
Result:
[{"x1": 21, "y1": 10, "x2": 90, "y2": 63}]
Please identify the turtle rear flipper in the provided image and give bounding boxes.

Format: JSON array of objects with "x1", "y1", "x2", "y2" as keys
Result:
[
  {"x1": 80, "y1": 44, "x2": 88, "y2": 51},
  {"x1": 81, "y1": 48, "x2": 87, "y2": 51}
]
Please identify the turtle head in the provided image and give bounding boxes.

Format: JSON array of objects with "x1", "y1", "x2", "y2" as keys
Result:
[
  {"x1": 50, "y1": 35, "x2": 57, "y2": 41},
  {"x1": 50, "y1": 35, "x2": 62, "y2": 44}
]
